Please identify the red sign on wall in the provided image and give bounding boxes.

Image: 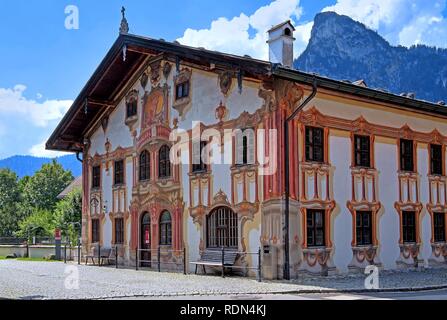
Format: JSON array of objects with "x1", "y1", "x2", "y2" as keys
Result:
[
  {"x1": 145, "y1": 229, "x2": 150, "y2": 245},
  {"x1": 54, "y1": 228, "x2": 62, "y2": 241}
]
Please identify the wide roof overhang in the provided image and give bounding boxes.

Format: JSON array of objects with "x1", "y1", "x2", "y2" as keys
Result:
[{"x1": 46, "y1": 33, "x2": 271, "y2": 153}]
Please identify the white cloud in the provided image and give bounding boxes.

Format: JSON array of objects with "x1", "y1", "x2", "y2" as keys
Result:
[
  {"x1": 0, "y1": 85, "x2": 72, "y2": 128},
  {"x1": 29, "y1": 140, "x2": 67, "y2": 158},
  {"x1": 178, "y1": 0, "x2": 308, "y2": 60},
  {"x1": 0, "y1": 85, "x2": 73, "y2": 158},
  {"x1": 177, "y1": 0, "x2": 447, "y2": 63},
  {"x1": 322, "y1": 0, "x2": 447, "y2": 48}
]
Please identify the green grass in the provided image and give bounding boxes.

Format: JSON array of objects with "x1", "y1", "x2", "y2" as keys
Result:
[
  {"x1": 0, "y1": 256, "x2": 6, "y2": 260},
  {"x1": 16, "y1": 257, "x2": 58, "y2": 262}
]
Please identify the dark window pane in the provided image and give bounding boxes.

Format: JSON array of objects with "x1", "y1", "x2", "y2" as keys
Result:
[
  {"x1": 307, "y1": 209, "x2": 325, "y2": 247},
  {"x1": 305, "y1": 127, "x2": 324, "y2": 163},
  {"x1": 158, "y1": 145, "x2": 171, "y2": 178},
  {"x1": 139, "y1": 151, "x2": 150, "y2": 181},
  {"x1": 434, "y1": 212, "x2": 446, "y2": 242},
  {"x1": 402, "y1": 211, "x2": 416, "y2": 243},
  {"x1": 92, "y1": 219, "x2": 100, "y2": 243},
  {"x1": 192, "y1": 141, "x2": 207, "y2": 173},
  {"x1": 400, "y1": 139, "x2": 414, "y2": 172},
  {"x1": 114, "y1": 160, "x2": 124, "y2": 185},
  {"x1": 430, "y1": 144, "x2": 443, "y2": 175},
  {"x1": 356, "y1": 211, "x2": 372, "y2": 245},
  {"x1": 115, "y1": 218, "x2": 124, "y2": 244},
  {"x1": 92, "y1": 166, "x2": 101, "y2": 189},
  {"x1": 159, "y1": 211, "x2": 172, "y2": 245},
  {"x1": 176, "y1": 82, "x2": 190, "y2": 100},
  {"x1": 206, "y1": 207, "x2": 238, "y2": 248},
  {"x1": 354, "y1": 135, "x2": 371, "y2": 168}
]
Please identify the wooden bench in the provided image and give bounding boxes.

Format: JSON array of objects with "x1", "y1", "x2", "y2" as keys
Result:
[
  {"x1": 190, "y1": 249, "x2": 238, "y2": 277},
  {"x1": 84, "y1": 246, "x2": 117, "y2": 266},
  {"x1": 84, "y1": 245, "x2": 99, "y2": 265},
  {"x1": 98, "y1": 247, "x2": 117, "y2": 266}
]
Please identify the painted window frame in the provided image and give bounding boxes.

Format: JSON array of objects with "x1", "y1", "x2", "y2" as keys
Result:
[{"x1": 434, "y1": 212, "x2": 446, "y2": 243}]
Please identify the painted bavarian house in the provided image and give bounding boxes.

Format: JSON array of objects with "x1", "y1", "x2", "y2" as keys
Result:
[{"x1": 47, "y1": 12, "x2": 447, "y2": 279}]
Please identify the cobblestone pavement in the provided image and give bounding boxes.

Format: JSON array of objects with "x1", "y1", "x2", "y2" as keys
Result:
[{"x1": 1, "y1": 260, "x2": 447, "y2": 299}]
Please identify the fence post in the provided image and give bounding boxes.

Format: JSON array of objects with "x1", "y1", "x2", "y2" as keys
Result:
[
  {"x1": 77, "y1": 242, "x2": 81, "y2": 265},
  {"x1": 157, "y1": 246, "x2": 161, "y2": 272},
  {"x1": 183, "y1": 247, "x2": 187, "y2": 275},
  {"x1": 135, "y1": 247, "x2": 139, "y2": 271},
  {"x1": 64, "y1": 244, "x2": 67, "y2": 263},
  {"x1": 257, "y1": 247, "x2": 262, "y2": 282},
  {"x1": 115, "y1": 245, "x2": 118, "y2": 269},
  {"x1": 221, "y1": 247, "x2": 225, "y2": 278},
  {"x1": 98, "y1": 245, "x2": 101, "y2": 267}
]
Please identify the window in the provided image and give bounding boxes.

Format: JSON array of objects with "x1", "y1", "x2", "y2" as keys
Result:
[
  {"x1": 402, "y1": 211, "x2": 416, "y2": 243},
  {"x1": 158, "y1": 145, "x2": 171, "y2": 179},
  {"x1": 192, "y1": 141, "x2": 207, "y2": 173},
  {"x1": 115, "y1": 218, "x2": 124, "y2": 244},
  {"x1": 92, "y1": 165, "x2": 101, "y2": 189},
  {"x1": 400, "y1": 139, "x2": 414, "y2": 172},
  {"x1": 235, "y1": 129, "x2": 255, "y2": 166},
  {"x1": 354, "y1": 135, "x2": 371, "y2": 168},
  {"x1": 91, "y1": 219, "x2": 100, "y2": 243},
  {"x1": 159, "y1": 211, "x2": 172, "y2": 245},
  {"x1": 175, "y1": 81, "x2": 190, "y2": 100},
  {"x1": 206, "y1": 207, "x2": 238, "y2": 248},
  {"x1": 139, "y1": 151, "x2": 150, "y2": 181},
  {"x1": 126, "y1": 97, "x2": 137, "y2": 118},
  {"x1": 430, "y1": 144, "x2": 443, "y2": 175},
  {"x1": 114, "y1": 160, "x2": 124, "y2": 185},
  {"x1": 305, "y1": 126, "x2": 324, "y2": 163},
  {"x1": 434, "y1": 212, "x2": 446, "y2": 243},
  {"x1": 306, "y1": 209, "x2": 325, "y2": 247},
  {"x1": 356, "y1": 211, "x2": 372, "y2": 246}
]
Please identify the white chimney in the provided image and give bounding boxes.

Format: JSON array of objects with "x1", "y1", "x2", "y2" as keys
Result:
[{"x1": 267, "y1": 20, "x2": 295, "y2": 68}]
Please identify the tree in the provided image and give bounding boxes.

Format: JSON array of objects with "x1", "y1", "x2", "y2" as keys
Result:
[
  {"x1": 21, "y1": 160, "x2": 73, "y2": 212},
  {"x1": 54, "y1": 187, "x2": 82, "y2": 245},
  {"x1": 0, "y1": 169, "x2": 22, "y2": 237},
  {"x1": 16, "y1": 209, "x2": 56, "y2": 240}
]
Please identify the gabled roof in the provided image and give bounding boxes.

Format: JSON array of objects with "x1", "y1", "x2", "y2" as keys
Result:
[
  {"x1": 46, "y1": 33, "x2": 447, "y2": 153},
  {"x1": 57, "y1": 176, "x2": 82, "y2": 199},
  {"x1": 46, "y1": 33, "x2": 270, "y2": 152}
]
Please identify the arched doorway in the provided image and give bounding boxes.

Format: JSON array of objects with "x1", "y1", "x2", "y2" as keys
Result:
[
  {"x1": 206, "y1": 206, "x2": 238, "y2": 249},
  {"x1": 140, "y1": 212, "x2": 151, "y2": 267}
]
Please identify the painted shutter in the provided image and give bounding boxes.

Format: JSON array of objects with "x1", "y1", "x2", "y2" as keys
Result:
[
  {"x1": 247, "y1": 130, "x2": 255, "y2": 165},
  {"x1": 235, "y1": 130, "x2": 243, "y2": 165}
]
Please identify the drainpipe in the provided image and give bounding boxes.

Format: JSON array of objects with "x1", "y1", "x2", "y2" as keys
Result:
[
  {"x1": 283, "y1": 76, "x2": 318, "y2": 280},
  {"x1": 76, "y1": 151, "x2": 83, "y2": 163}
]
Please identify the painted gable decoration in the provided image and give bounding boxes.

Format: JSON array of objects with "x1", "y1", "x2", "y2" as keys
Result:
[{"x1": 141, "y1": 85, "x2": 169, "y2": 129}]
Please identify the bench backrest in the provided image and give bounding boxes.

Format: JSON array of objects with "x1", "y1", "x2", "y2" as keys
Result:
[{"x1": 200, "y1": 249, "x2": 238, "y2": 265}]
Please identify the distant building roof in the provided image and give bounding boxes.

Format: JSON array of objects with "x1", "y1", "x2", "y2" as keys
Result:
[{"x1": 57, "y1": 176, "x2": 82, "y2": 199}]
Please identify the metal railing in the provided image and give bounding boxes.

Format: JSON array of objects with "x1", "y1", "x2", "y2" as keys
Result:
[
  {"x1": 136, "y1": 246, "x2": 187, "y2": 275},
  {"x1": 228, "y1": 247, "x2": 262, "y2": 282},
  {"x1": 63, "y1": 243, "x2": 83, "y2": 265}
]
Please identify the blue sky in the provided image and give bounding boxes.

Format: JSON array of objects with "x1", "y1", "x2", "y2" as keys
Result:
[{"x1": 0, "y1": 0, "x2": 446, "y2": 159}]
